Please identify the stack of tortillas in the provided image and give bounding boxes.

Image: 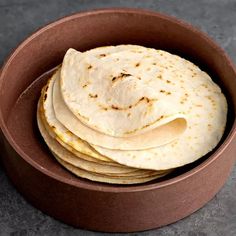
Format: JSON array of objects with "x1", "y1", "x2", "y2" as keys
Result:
[{"x1": 37, "y1": 45, "x2": 227, "y2": 184}]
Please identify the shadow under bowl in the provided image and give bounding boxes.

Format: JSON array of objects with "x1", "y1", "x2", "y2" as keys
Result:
[{"x1": 0, "y1": 8, "x2": 236, "y2": 233}]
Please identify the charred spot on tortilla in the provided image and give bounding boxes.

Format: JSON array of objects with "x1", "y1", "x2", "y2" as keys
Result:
[
  {"x1": 112, "y1": 73, "x2": 132, "y2": 82},
  {"x1": 89, "y1": 94, "x2": 98, "y2": 98}
]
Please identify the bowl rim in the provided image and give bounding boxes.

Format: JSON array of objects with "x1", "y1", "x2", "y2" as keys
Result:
[{"x1": 0, "y1": 7, "x2": 236, "y2": 193}]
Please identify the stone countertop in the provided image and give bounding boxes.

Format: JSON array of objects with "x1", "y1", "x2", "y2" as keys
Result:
[{"x1": 0, "y1": 0, "x2": 236, "y2": 235}]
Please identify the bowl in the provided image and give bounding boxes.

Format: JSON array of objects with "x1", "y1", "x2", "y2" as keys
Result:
[{"x1": 0, "y1": 8, "x2": 236, "y2": 233}]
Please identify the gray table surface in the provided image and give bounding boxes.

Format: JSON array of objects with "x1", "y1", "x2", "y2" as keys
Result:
[{"x1": 0, "y1": 0, "x2": 236, "y2": 235}]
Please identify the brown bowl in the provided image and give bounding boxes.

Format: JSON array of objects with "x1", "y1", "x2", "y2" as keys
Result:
[{"x1": 0, "y1": 8, "x2": 236, "y2": 233}]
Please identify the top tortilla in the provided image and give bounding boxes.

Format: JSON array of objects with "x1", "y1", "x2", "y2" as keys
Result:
[{"x1": 60, "y1": 45, "x2": 187, "y2": 142}]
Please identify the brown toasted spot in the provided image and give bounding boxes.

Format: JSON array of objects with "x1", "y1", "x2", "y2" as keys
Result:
[
  {"x1": 99, "y1": 54, "x2": 106, "y2": 57},
  {"x1": 111, "y1": 105, "x2": 119, "y2": 110},
  {"x1": 166, "y1": 92, "x2": 171, "y2": 95},
  {"x1": 127, "y1": 112, "x2": 131, "y2": 117},
  {"x1": 141, "y1": 115, "x2": 164, "y2": 129},
  {"x1": 160, "y1": 90, "x2": 165, "y2": 93},
  {"x1": 112, "y1": 73, "x2": 132, "y2": 82},
  {"x1": 157, "y1": 75, "x2": 162, "y2": 79},
  {"x1": 121, "y1": 73, "x2": 132, "y2": 77},
  {"x1": 77, "y1": 112, "x2": 90, "y2": 121},
  {"x1": 44, "y1": 93, "x2": 47, "y2": 101},
  {"x1": 87, "y1": 65, "x2": 92, "y2": 69},
  {"x1": 82, "y1": 84, "x2": 87, "y2": 88},
  {"x1": 135, "y1": 62, "x2": 140, "y2": 67},
  {"x1": 166, "y1": 80, "x2": 171, "y2": 83},
  {"x1": 52, "y1": 125, "x2": 56, "y2": 129},
  {"x1": 152, "y1": 62, "x2": 157, "y2": 65},
  {"x1": 124, "y1": 114, "x2": 165, "y2": 135},
  {"x1": 142, "y1": 97, "x2": 151, "y2": 103},
  {"x1": 89, "y1": 93, "x2": 98, "y2": 98},
  {"x1": 66, "y1": 130, "x2": 72, "y2": 135},
  {"x1": 100, "y1": 96, "x2": 157, "y2": 112}
]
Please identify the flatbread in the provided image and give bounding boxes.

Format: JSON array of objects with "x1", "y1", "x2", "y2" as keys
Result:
[
  {"x1": 53, "y1": 154, "x2": 168, "y2": 184},
  {"x1": 56, "y1": 46, "x2": 227, "y2": 170},
  {"x1": 37, "y1": 106, "x2": 170, "y2": 183},
  {"x1": 59, "y1": 46, "x2": 187, "y2": 150},
  {"x1": 55, "y1": 74, "x2": 186, "y2": 150},
  {"x1": 37, "y1": 44, "x2": 227, "y2": 182},
  {"x1": 41, "y1": 75, "x2": 112, "y2": 162},
  {"x1": 39, "y1": 97, "x2": 119, "y2": 166},
  {"x1": 38, "y1": 102, "x2": 171, "y2": 177},
  {"x1": 92, "y1": 78, "x2": 227, "y2": 170}
]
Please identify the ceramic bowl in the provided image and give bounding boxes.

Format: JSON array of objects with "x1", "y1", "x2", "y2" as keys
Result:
[{"x1": 0, "y1": 8, "x2": 236, "y2": 233}]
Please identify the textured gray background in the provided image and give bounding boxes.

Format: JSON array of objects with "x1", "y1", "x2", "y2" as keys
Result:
[{"x1": 0, "y1": 0, "x2": 236, "y2": 235}]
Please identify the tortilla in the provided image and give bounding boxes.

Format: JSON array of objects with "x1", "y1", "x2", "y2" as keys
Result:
[
  {"x1": 42, "y1": 75, "x2": 112, "y2": 162},
  {"x1": 40, "y1": 98, "x2": 121, "y2": 166},
  {"x1": 37, "y1": 105, "x2": 170, "y2": 182},
  {"x1": 92, "y1": 78, "x2": 227, "y2": 170},
  {"x1": 59, "y1": 46, "x2": 187, "y2": 149},
  {"x1": 38, "y1": 102, "x2": 171, "y2": 177},
  {"x1": 53, "y1": 154, "x2": 168, "y2": 184}
]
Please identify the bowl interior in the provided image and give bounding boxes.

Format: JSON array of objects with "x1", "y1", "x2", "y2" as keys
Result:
[{"x1": 1, "y1": 9, "x2": 236, "y2": 189}]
